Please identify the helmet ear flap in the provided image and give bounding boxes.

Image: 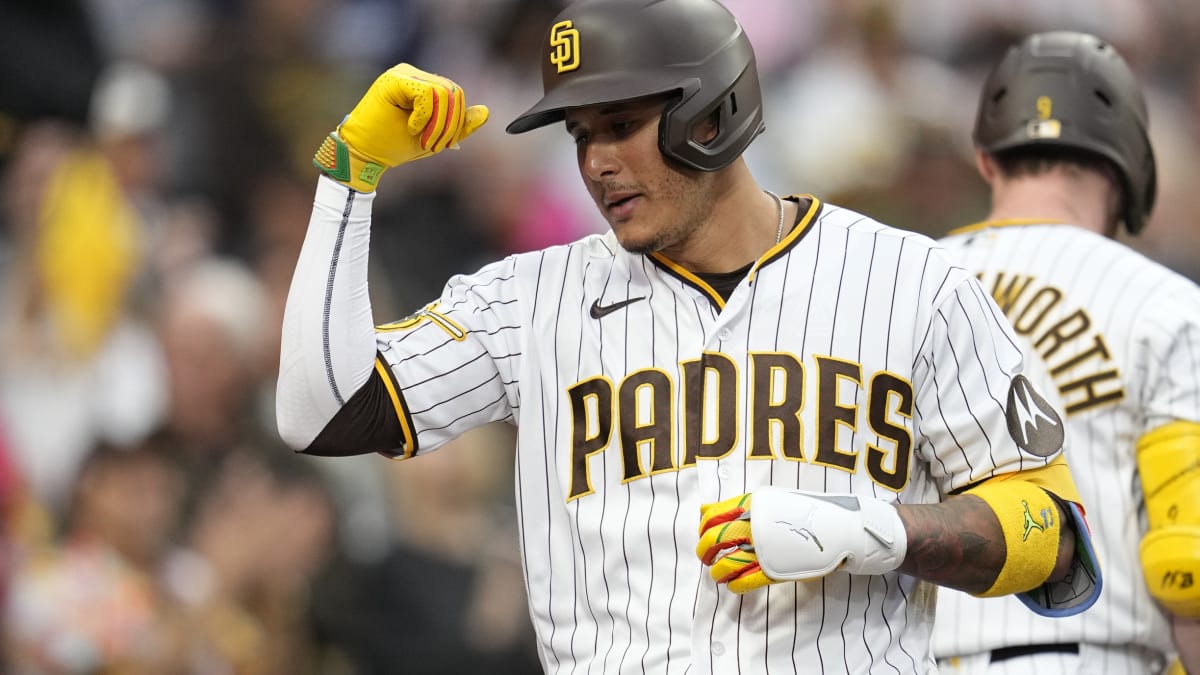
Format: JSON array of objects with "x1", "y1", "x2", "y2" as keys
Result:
[{"x1": 659, "y1": 60, "x2": 765, "y2": 171}]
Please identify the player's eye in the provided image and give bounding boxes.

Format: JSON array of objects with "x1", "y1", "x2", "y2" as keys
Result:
[
  {"x1": 610, "y1": 119, "x2": 637, "y2": 137},
  {"x1": 572, "y1": 132, "x2": 590, "y2": 147}
]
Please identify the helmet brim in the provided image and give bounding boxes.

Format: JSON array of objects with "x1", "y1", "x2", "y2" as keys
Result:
[{"x1": 505, "y1": 71, "x2": 687, "y2": 134}]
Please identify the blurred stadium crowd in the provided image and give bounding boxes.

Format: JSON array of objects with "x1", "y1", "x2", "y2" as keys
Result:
[{"x1": 0, "y1": 0, "x2": 1197, "y2": 672}]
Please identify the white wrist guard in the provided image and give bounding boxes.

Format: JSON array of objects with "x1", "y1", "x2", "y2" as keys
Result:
[{"x1": 750, "y1": 487, "x2": 908, "y2": 580}]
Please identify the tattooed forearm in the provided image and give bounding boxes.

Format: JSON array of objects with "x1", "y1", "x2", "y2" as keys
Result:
[
  {"x1": 895, "y1": 495, "x2": 1007, "y2": 595},
  {"x1": 895, "y1": 494, "x2": 1076, "y2": 594}
]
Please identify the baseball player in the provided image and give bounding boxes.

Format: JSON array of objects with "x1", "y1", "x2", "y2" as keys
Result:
[
  {"x1": 931, "y1": 31, "x2": 1200, "y2": 674},
  {"x1": 274, "y1": 1, "x2": 1100, "y2": 673}
]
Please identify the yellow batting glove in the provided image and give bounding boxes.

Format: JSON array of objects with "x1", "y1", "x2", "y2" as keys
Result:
[
  {"x1": 313, "y1": 63, "x2": 489, "y2": 192},
  {"x1": 697, "y1": 494, "x2": 773, "y2": 594}
]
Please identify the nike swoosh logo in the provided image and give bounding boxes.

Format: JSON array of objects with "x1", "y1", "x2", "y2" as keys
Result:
[{"x1": 589, "y1": 296, "x2": 646, "y2": 319}]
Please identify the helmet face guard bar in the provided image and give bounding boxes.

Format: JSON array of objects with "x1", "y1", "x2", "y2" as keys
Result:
[
  {"x1": 506, "y1": 0, "x2": 765, "y2": 172},
  {"x1": 974, "y1": 31, "x2": 1157, "y2": 235}
]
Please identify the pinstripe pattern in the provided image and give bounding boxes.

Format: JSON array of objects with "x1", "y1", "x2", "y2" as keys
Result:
[
  {"x1": 933, "y1": 222, "x2": 1200, "y2": 673},
  {"x1": 374, "y1": 202, "x2": 1053, "y2": 674}
]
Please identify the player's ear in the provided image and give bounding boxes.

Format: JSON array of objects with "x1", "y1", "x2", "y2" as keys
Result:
[
  {"x1": 1103, "y1": 179, "x2": 1124, "y2": 237},
  {"x1": 691, "y1": 109, "x2": 720, "y2": 146},
  {"x1": 975, "y1": 149, "x2": 997, "y2": 184}
]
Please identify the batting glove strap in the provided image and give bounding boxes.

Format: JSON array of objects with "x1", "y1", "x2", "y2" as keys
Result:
[
  {"x1": 750, "y1": 487, "x2": 907, "y2": 581},
  {"x1": 313, "y1": 131, "x2": 388, "y2": 193}
]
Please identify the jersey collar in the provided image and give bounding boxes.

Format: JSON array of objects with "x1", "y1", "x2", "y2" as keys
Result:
[
  {"x1": 648, "y1": 195, "x2": 823, "y2": 310},
  {"x1": 947, "y1": 217, "x2": 1065, "y2": 237}
]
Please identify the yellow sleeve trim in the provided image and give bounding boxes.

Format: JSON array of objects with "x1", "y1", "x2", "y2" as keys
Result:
[
  {"x1": 374, "y1": 358, "x2": 416, "y2": 458},
  {"x1": 966, "y1": 479, "x2": 1063, "y2": 597},
  {"x1": 945, "y1": 218, "x2": 1064, "y2": 237}
]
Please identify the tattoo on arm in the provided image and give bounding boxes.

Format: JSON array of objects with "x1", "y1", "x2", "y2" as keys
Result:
[
  {"x1": 896, "y1": 495, "x2": 1004, "y2": 594},
  {"x1": 896, "y1": 494, "x2": 1076, "y2": 594}
]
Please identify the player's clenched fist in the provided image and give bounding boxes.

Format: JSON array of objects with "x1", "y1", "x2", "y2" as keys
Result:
[
  {"x1": 697, "y1": 487, "x2": 909, "y2": 594},
  {"x1": 314, "y1": 63, "x2": 490, "y2": 192}
]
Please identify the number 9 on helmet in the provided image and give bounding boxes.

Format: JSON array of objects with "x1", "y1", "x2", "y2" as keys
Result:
[{"x1": 972, "y1": 31, "x2": 1157, "y2": 235}]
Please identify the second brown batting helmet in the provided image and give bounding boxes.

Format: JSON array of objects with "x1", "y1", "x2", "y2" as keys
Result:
[
  {"x1": 974, "y1": 31, "x2": 1157, "y2": 234},
  {"x1": 505, "y1": 0, "x2": 764, "y2": 172}
]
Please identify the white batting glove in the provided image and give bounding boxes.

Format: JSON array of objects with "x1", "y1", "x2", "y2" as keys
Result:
[{"x1": 698, "y1": 487, "x2": 908, "y2": 594}]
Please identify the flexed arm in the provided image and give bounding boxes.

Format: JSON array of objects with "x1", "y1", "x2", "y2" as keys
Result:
[{"x1": 275, "y1": 65, "x2": 488, "y2": 452}]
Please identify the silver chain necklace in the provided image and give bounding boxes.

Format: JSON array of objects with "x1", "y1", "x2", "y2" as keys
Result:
[{"x1": 764, "y1": 190, "x2": 785, "y2": 244}]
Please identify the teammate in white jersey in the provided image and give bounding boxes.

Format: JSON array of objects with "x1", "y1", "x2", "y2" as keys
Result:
[
  {"x1": 932, "y1": 31, "x2": 1200, "y2": 675},
  {"x1": 275, "y1": 2, "x2": 1101, "y2": 673}
]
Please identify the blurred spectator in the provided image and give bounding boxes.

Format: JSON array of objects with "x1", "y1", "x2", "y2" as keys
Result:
[
  {"x1": 752, "y1": 3, "x2": 974, "y2": 223},
  {"x1": 309, "y1": 425, "x2": 541, "y2": 675},
  {"x1": 164, "y1": 446, "x2": 338, "y2": 675},
  {"x1": 0, "y1": 417, "x2": 27, "y2": 668},
  {"x1": 156, "y1": 257, "x2": 272, "y2": 458},
  {"x1": 168, "y1": 0, "x2": 367, "y2": 259},
  {"x1": 0, "y1": 120, "x2": 168, "y2": 516},
  {"x1": 83, "y1": 0, "x2": 209, "y2": 71},
  {"x1": 0, "y1": 0, "x2": 102, "y2": 134},
  {"x1": 0, "y1": 57, "x2": 179, "y2": 518},
  {"x1": 3, "y1": 437, "x2": 189, "y2": 673},
  {"x1": 1127, "y1": 81, "x2": 1200, "y2": 280},
  {"x1": 88, "y1": 58, "x2": 198, "y2": 305}
]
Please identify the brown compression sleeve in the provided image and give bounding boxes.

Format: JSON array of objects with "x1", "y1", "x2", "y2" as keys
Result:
[{"x1": 302, "y1": 358, "x2": 407, "y2": 457}]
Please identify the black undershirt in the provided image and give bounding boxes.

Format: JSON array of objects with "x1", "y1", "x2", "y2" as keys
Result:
[
  {"x1": 696, "y1": 196, "x2": 808, "y2": 302},
  {"x1": 304, "y1": 364, "x2": 405, "y2": 457},
  {"x1": 697, "y1": 263, "x2": 755, "y2": 302}
]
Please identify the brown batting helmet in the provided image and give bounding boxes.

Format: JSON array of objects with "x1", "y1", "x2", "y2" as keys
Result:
[
  {"x1": 505, "y1": 0, "x2": 765, "y2": 172},
  {"x1": 974, "y1": 31, "x2": 1157, "y2": 234}
]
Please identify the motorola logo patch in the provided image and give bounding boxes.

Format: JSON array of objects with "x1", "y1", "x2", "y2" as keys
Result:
[{"x1": 1005, "y1": 375, "x2": 1064, "y2": 457}]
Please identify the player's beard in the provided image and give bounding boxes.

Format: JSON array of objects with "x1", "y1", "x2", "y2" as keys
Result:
[
  {"x1": 616, "y1": 212, "x2": 698, "y2": 255},
  {"x1": 623, "y1": 229, "x2": 673, "y2": 255},
  {"x1": 610, "y1": 186, "x2": 712, "y2": 256}
]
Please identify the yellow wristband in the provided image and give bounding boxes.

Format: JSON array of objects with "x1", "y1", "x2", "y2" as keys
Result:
[
  {"x1": 313, "y1": 132, "x2": 387, "y2": 193},
  {"x1": 966, "y1": 479, "x2": 1063, "y2": 597}
]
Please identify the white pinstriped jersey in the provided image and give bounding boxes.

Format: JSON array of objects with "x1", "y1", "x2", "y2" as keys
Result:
[
  {"x1": 375, "y1": 198, "x2": 1063, "y2": 675},
  {"x1": 932, "y1": 221, "x2": 1200, "y2": 671}
]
